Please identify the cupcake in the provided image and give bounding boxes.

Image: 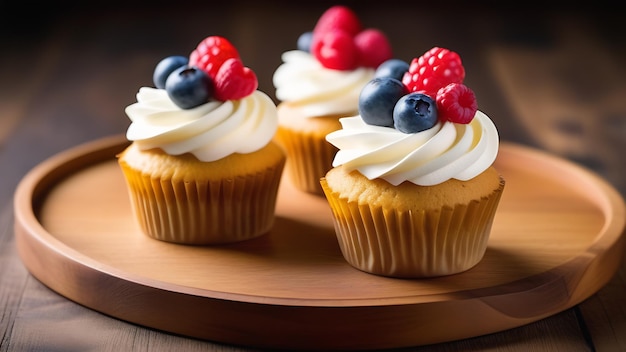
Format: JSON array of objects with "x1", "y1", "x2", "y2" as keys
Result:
[
  {"x1": 117, "y1": 36, "x2": 286, "y2": 245},
  {"x1": 272, "y1": 5, "x2": 392, "y2": 195},
  {"x1": 321, "y1": 47, "x2": 505, "y2": 278}
]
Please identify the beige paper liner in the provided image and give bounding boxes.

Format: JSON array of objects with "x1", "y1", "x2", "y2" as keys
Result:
[
  {"x1": 274, "y1": 125, "x2": 338, "y2": 196},
  {"x1": 118, "y1": 151, "x2": 285, "y2": 245},
  {"x1": 320, "y1": 177, "x2": 505, "y2": 278}
]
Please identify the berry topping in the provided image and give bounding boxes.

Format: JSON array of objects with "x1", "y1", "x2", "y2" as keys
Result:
[
  {"x1": 359, "y1": 47, "x2": 476, "y2": 132},
  {"x1": 401, "y1": 47, "x2": 465, "y2": 99},
  {"x1": 312, "y1": 5, "x2": 362, "y2": 38},
  {"x1": 312, "y1": 29, "x2": 358, "y2": 70},
  {"x1": 189, "y1": 36, "x2": 240, "y2": 79},
  {"x1": 214, "y1": 58, "x2": 258, "y2": 101},
  {"x1": 354, "y1": 29, "x2": 393, "y2": 69},
  {"x1": 436, "y1": 83, "x2": 477, "y2": 124},
  {"x1": 359, "y1": 77, "x2": 408, "y2": 127},
  {"x1": 153, "y1": 36, "x2": 258, "y2": 108},
  {"x1": 306, "y1": 6, "x2": 392, "y2": 71},
  {"x1": 153, "y1": 55, "x2": 188, "y2": 89},
  {"x1": 297, "y1": 31, "x2": 314, "y2": 52},
  {"x1": 393, "y1": 92, "x2": 438, "y2": 133},
  {"x1": 374, "y1": 58, "x2": 409, "y2": 81},
  {"x1": 165, "y1": 66, "x2": 213, "y2": 109}
]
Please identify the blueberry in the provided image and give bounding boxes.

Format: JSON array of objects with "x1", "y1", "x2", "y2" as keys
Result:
[
  {"x1": 297, "y1": 31, "x2": 314, "y2": 52},
  {"x1": 359, "y1": 77, "x2": 409, "y2": 127},
  {"x1": 393, "y1": 93, "x2": 438, "y2": 133},
  {"x1": 153, "y1": 55, "x2": 189, "y2": 89},
  {"x1": 165, "y1": 66, "x2": 213, "y2": 109},
  {"x1": 374, "y1": 59, "x2": 409, "y2": 81}
]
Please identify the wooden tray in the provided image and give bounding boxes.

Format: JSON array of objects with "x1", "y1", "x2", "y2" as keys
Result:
[{"x1": 14, "y1": 135, "x2": 626, "y2": 350}]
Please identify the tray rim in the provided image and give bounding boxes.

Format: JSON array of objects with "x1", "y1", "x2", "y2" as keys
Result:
[{"x1": 13, "y1": 134, "x2": 626, "y2": 350}]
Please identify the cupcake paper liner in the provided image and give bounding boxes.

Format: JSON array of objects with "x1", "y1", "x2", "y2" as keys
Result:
[
  {"x1": 320, "y1": 177, "x2": 505, "y2": 278},
  {"x1": 119, "y1": 152, "x2": 285, "y2": 245},
  {"x1": 275, "y1": 125, "x2": 338, "y2": 196}
]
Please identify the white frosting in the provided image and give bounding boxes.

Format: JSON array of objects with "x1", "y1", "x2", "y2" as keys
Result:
[
  {"x1": 326, "y1": 111, "x2": 499, "y2": 186},
  {"x1": 125, "y1": 87, "x2": 278, "y2": 162},
  {"x1": 272, "y1": 50, "x2": 374, "y2": 118}
]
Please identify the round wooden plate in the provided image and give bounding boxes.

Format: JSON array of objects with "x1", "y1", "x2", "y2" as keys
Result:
[{"x1": 14, "y1": 135, "x2": 626, "y2": 350}]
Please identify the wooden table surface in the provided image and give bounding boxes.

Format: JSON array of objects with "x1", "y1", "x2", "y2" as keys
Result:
[{"x1": 1, "y1": 1, "x2": 625, "y2": 351}]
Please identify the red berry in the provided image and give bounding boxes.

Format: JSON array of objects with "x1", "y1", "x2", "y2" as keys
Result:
[
  {"x1": 402, "y1": 47, "x2": 465, "y2": 99},
  {"x1": 313, "y1": 5, "x2": 362, "y2": 38},
  {"x1": 354, "y1": 29, "x2": 392, "y2": 69},
  {"x1": 310, "y1": 6, "x2": 362, "y2": 70},
  {"x1": 436, "y1": 83, "x2": 477, "y2": 124},
  {"x1": 214, "y1": 58, "x2": 258, "y2": 101},
  {"x1": 189, "y1": 36, "x2": 240, "y2": 79},
  {"x1": 311, "y1": 29, "x2": 358, "y2": 70}
]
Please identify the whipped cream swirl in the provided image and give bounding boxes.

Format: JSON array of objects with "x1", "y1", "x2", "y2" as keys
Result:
[
  {"x1": 326, "y1": 111, "x2": 499, "y2": 186},
  {"x1": 272, "y1": 50, "x2": 374, "y2": 118},
  {"x1": 125, "y1": 87, "x2": 278, "y2": 162}
]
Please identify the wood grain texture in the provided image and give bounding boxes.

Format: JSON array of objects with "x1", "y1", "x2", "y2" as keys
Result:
[{"x1": 13, "y1": 135, "x2": 626, "y2": 350}]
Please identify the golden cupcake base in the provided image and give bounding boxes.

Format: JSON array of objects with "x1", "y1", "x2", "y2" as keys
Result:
[
  {"x1": 321, "y1": 166, "x2": 505, "y2": 278},
  {"x1": 274, "y1": 104, "x2": 348, "y2": 196},
  {"x1": 118, "y1": 142, "x2": 286, "y2": 245}
]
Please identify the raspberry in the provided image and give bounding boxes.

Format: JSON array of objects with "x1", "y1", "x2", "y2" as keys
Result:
[
  {"x1": 189, "y1": 36, "x2": 240, "y2": 79},
  {"x1": 310, "y1": 6, "x2": 362, "y2": 70},
  {"x1": 354, "y1": 29, "x2": 392, "y2": 69},
  {"x1": 309, "y1": 6, "x2": 391, "y2": 71},
  {"x1": 402, "y1": 47, "x2": 465, "y2": 99},
  {"x1": 313, "y1": 5, "x2": 362, "y2": 38},
  {"x1": 214, "y1": 58, "x2": 258, "y2": 101},
  {"x1": 311, "y1": 29, "x2": 358, "y2": 70},
  {"x1": 436, "y1": 83, "x2": 477, "y2": 124}
]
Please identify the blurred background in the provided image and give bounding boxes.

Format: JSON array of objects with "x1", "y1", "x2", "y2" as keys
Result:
[{"x1": 1, "y1": 0, "x2": 625, "y2": 197}]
